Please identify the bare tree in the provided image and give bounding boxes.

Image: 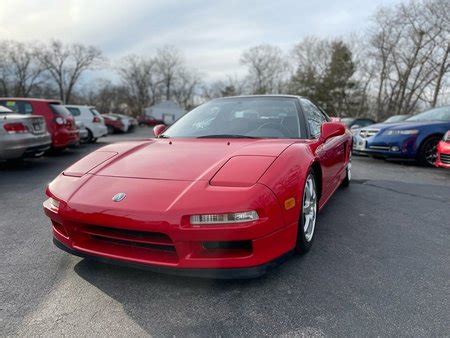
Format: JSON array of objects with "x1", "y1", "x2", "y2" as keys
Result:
[
  {"x1": 155, "y1": 46, "x2": 183, "y2": 101},
  {"x1": 36, "y1": 40, "x2": 103, "y2": 103},
  {"x1": 202, "y1": 74, "x2": 248, "y2": 99},
  {"x1": 241, "y1": 44, "x2": 288, "y2": 94},
  {"x1": 367, "y1": 0, "x2": 450, "y2": 117},
  {"x1": 172, "y1": 68, "x2": 201, "y2": 110},
  {"x1": 0, "y1": 40, "x2": 46, "y2": 97},
  {"x1": 117, "y1": 54, "x2": 159, "y2": 114}
]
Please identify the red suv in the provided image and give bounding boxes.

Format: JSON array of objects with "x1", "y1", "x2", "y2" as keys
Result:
[{"x1": 0, "y1": 98, "x2": 79, "y2": 149}]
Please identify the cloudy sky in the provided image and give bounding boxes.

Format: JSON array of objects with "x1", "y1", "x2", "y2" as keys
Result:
[{"x1": 0, "y1": 0, "x2": 405, "y2": 81}]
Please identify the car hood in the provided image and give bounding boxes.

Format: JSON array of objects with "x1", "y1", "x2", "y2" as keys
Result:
[
  {"x1": 366, "y1": 120, "x2": 449, "y2": 131},
  {"x1": 90, "y1": 138, "x2": 295, "y2": 181}
]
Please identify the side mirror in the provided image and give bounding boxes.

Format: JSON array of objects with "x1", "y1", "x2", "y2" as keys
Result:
[
  {"x1": 153, "y1": 124, "x2": 166, "y2": 137},
  {"x1": 320, "y1": 122, "x2": 345, "y2": 142}
]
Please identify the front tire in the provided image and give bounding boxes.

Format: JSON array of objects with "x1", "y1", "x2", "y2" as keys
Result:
[
  {"x1": 295, "y1": 171, "x2": 318, "y2": 254},
  {"x1": 417, "y1": 136, "x2": 441, "y2": 167}
]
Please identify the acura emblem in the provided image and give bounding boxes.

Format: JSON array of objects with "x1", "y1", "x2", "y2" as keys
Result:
[{"x1": 112, "y1": 192, "x2": 126, "y2": 202}]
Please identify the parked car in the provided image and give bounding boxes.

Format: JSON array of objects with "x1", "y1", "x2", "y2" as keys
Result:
[
  {"x1": 75, "y1": 121, "x2": 89, "y2": 143},
  {"x1": 137, "y1": 114, "x2": 164, "y2": 126},
  {"x1": 0, "y1": 98, "x2": 79, "y2": 150},
  {"x1": 383, "y1": 114, "x2": 412, "y2": 123},
  {"x1": 341, "y1": 117, "x2": 376, "y2": 134},
  {"x1": 102, "y1": 114, "x2": 126, "y2": 134},
  {"x1": 102, "y1": 114, "x2": 129, "y2": 134},
  {"x1": 116, "y1": 114, "x2": 138, "y2": 131},
  {"x1": 354, "y1": 106, "x2": 450, "y2": 166},
  {"x1": 436, "y1": 131, "x2": 450, "y2": 169},
  {"x1": 0, "y1": 105, "x2": 51, "y2": 160},
  {"x1": 65, "y1": 105, "x2": 108, "y2": 143},
  {"x1": 44, "y1": 95, "x2": 352, "y2": 278}
]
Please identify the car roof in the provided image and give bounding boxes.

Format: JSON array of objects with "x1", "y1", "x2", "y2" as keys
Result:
[{"x1": 0, "y1": 97, "x2": 62, "y2": 104}]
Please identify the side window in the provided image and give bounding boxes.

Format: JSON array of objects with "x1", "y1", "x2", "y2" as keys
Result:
[
  {"x1": 67, "y1": 107, "x2": 81, "y2": 116},
  {"x1": 0, "y1": 101, "x2": 33, "y2": 114},
  {"x1": 301, "y1": 100, "x2": 326, "y2": 138}
]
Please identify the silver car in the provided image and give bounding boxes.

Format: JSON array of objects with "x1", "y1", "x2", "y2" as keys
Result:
[
  {"x1": 75, "y1": 120, "x2": 89, "y2": 143},
  {"x1": 0, "y1": 105, "x2": 52, "y2": 160}
]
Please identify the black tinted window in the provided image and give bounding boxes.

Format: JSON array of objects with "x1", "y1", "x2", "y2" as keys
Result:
[{"x1": 357, "y1": 119, "x2": 374, "y2": 127}]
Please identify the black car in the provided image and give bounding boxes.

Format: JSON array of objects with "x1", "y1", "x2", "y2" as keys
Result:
[{"x1": 341, "y1": 117, "x2": 376, "y2": 130}]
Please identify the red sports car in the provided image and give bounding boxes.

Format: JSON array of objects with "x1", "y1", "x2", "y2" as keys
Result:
[
  {"x1": 43, "y1": 95, "x2": 352, "y2": 278},
  {"x1": 436, "y1": 131, "x2": 450, "y2": 169}
]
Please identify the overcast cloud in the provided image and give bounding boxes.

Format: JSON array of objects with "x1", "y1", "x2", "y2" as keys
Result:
[{"x1": 0, "y1": 0, "x2": 405, "y2": 81}]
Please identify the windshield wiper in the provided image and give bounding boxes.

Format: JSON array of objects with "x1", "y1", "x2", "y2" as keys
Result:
[{"x1": 197, "y1": 134, "x2": 259, "y2": 139}]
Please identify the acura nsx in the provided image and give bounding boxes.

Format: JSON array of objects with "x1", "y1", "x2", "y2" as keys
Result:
[{"x1": 43, "y1": 95, "x2": 352, "y2": 278}]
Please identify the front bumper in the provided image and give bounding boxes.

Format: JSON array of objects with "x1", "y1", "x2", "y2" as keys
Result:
[
  {"x1": 354, "y1": 134, "x2": 418, "y2": 159},
  {"x1": 53, "y1": 237, "x2": 293, "y2": 278},
  {"x1": 436, "y1": 141, "x2": 450, "y2": 169},
  {"x1": 43, "y1": 177, "x2": 297, "y2": 275},
  {"x1": 0, "y1": 132, "x2": 51, "y2": 160}
]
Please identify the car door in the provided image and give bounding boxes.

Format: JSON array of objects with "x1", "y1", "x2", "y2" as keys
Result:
[{"x1": 301, "y1": 99, "x2": 345, "y2": 198}]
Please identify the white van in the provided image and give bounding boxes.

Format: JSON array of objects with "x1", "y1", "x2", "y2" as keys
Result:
[{"x1": 65, "y1": 105, "x2": 108, "y2": 142}]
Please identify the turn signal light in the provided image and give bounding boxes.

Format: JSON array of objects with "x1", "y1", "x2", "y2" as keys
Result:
[{"x1": 44, "y1": 197, "x2": 60, "y2": 213}]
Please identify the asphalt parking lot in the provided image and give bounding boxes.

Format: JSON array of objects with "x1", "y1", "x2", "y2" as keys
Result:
[{"x1": 1, "y1": 127, "x2": 449, "y2": 336}]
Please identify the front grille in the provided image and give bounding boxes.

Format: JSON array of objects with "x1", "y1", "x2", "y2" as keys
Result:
[
  {"x1": 369, "y1": 145, "x2": 390, "y2": 150},
  {"x1": 72, "y1": 224, "x2": 179, "y2": 264},
  {"x1": 440, "y1": 153, "x2": 450, "y2": 164},
  {"x1": 360, "y1": 129, "x2": 380, "y2": 138}
]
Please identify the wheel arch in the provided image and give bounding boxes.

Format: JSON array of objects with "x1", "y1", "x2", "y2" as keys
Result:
[{"x1": 310, "y1": 161, "x2": 323, "y2": 202}]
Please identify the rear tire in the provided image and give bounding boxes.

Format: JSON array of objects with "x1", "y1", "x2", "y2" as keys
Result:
[
  {"x1": 417, "y1": 136, "x2": 441, "y2": 167},
  {"x1": 295, "y1": 170, "x2": 318, "y2": 254},
  {"x1": 86, "y1": 129, "x2": 93, "y2": 143}
]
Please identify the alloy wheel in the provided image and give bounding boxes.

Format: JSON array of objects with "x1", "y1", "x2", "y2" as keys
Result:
[{"x1": 303, "y1": 174, "x2": 317, "y2": 242}]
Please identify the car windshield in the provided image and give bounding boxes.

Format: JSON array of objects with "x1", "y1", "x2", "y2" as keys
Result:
[
  {"x1": 406, "y1": 107, "x2": 450, "y2": 122},
  {"x1": 384, "y1": 115, "x2": 409, "y2": 123},
  {"x1": 162, "y1": 97, "x2": 301, "y2": 138}
]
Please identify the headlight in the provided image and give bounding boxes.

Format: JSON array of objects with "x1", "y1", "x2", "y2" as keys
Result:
[
  {"x1": 384, "y1": 129, "x2": 419, "y2": 136},
  {"x1": 190, "y1": 211, "x2": 259, "y2": 225},
  {"x1": 444, "y1": 131, "x2": 450, "y2": 142}
]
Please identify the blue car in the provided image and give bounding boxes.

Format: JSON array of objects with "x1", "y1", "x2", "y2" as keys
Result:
[{"x1": 353, "y1": 106, "x2": 450, "y2": 166}]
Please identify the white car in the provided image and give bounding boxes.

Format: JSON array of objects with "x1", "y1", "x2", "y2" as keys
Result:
[{"x1": 65, "y1": 105, "x2": 108, "y2": 143}]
